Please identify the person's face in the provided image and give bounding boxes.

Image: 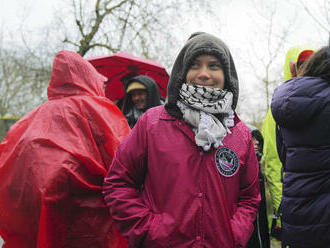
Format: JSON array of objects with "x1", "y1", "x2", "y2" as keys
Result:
[
  {"x1": 252, "y1": 137, "x2": 259, "y2": 153},
  {"x1": 131, "y1": 89, "x2": 147, "y2": 109},
  {"x1": 186, "y1": 55, "x2": 225, "y2": 89}
]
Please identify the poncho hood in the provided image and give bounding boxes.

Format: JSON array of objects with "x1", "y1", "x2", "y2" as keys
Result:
[
  {"x1": 165, "y1": 32, "x2": 239, "y2": 118},
  {"x1": 47, "y1": 50, "x2": 107, "y2": 99}
]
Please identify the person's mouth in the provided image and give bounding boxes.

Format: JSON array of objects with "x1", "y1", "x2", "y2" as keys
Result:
[{"x1": 191, "y1": 80, "x2": 216, "y2": 87}]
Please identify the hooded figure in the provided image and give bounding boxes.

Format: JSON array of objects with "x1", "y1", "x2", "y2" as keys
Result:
[
  {"x1": 121, "y1": 75, "x2": 161, "y2": 128},
  {"x1": 246, "y1": 126, "x2": 270, "y2": 248},
  {"x1": 103, "y1": 32, "x2": 260, "y2": 248},
  {"x1": 0, "y1": 50, "x2": 130, "y2": 248},
  {"x1": 271, "y1": 46, "x2": 330, "y2": 248},
  {"x1": 261, "y1": 46, "x2": 314, "y2": 239}
]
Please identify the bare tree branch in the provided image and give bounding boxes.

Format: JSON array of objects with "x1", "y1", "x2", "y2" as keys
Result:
[
  {"x1": 118, "y1": 0, "x2": 134, "y2": 51},
  {"x1": 299, "y1": 0, "x2": 330, "y2": 31},
  {"x1": 88, "y1": 42, "x2": 117, "y2": 52}
]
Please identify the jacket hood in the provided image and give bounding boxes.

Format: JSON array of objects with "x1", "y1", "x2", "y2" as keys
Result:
[
  {"x1": 247, "y1": 124, "x2": 263, "y2": 142},
  {"x1": 123, "y1": 75, "x2": 161, "y2": 114},
  {"x1": 165, "y1": 32, "x2": 239, "y2": 118},
  {"x1": 284, "y1": 46, "x2": 315, "y2": 81},
  {"x1": 271, "y1": 76, "x2": 330, "y2": 128},
  {"x1": 247, "y1": 124, "x2": 263, "y2": 154},
  {"x1": 47, "y1": 50, "x2": 106, "y2": 100}
]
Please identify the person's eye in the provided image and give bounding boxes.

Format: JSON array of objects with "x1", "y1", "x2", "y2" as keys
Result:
[
  {"x1": 209, "y1": 62, "x2": 222, "y2": 70},
  {"x1": 190, "y1": 61, "x2": 200, "y2": 69}
]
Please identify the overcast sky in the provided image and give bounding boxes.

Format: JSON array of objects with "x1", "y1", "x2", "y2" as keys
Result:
[
  {"x1": 1, "y1": 0, "x2": 329, "y2": 122},
  {"x1": 0, "y1": 1, "x2": 328, "y2": 245},
  {"x1": 2, "y1": 0, "x2": 328, "y2": 65},
  {"x1": 2, "y1": 0, "x2": 327, "y2": 46}
]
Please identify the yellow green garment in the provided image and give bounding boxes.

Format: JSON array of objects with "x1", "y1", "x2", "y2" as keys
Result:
[{"x1": 262, "y1": 46, "x2": 315, "y2": 223}]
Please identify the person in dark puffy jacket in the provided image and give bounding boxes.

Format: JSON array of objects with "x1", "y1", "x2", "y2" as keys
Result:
[{"x1": 271, "y1": 45, "x2": 330, "y2": 248}]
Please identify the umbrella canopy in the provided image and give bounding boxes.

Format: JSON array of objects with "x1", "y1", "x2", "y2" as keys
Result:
[{"x1": 87, "y1": 52, "x2": 169, "y2": 101}]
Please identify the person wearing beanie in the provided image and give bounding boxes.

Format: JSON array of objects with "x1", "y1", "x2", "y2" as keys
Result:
[
  {"x1": 103, "y1": 32, "x2": 260, "y2": 248},
  {"x1": 121, "y1": 75, "x2": 162, "y2": 128},
  {"x1": 271, "y1": 45, "x2": 330, "y2": 248}
]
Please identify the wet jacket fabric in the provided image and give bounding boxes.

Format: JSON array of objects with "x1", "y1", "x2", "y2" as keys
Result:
[
  {"x1": 0, "y1": 50, "x2": 130, "y2": 248},
  {"x1": 271, "y1": 76, "x2": 330, "y2": 247},
  {"x1": 122, "y1": 75, "x2": 161, "y2": 128},
  {"x1": 103, "y1": 32, "x2": 260, "y2": 248},
  {"x1": 262, "y1": 46, "x2": 315, "y2": 216},
  {"x1": 104, "y1": 106, "x2": 260, "y2": 248}
]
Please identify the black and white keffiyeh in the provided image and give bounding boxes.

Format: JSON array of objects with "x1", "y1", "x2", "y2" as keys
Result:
[
  {"x1": 179, "y1": 83, "x2": 233, "y2": 114},
  {"x1": 177, "y1": 83, "x2": 234, "y2": 151}
]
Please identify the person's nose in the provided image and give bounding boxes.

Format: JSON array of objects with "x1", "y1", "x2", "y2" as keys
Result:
[
  {"x1": 197, "y1": 66, "x2": 211, "y2": 80},
  {"x1": 132, "y1": 93, "x2": 139, "y2": 102}
]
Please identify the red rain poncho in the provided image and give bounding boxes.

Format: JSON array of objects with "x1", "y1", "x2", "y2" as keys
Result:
[{"x1": 0, "y1": 50, "x2": 130, "y2": 248}]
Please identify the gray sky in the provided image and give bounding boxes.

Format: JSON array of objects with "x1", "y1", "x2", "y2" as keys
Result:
[
  {"x1": 0, "y1": 1, "x2": 328, "y2": 245},
  {"x1": 1, "y1": 0, "x2": 329, "y2": 122}
]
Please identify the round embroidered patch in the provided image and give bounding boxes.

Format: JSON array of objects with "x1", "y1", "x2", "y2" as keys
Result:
[{"x1": 215, "y1": 147, "x2": 240, "y2": 177}]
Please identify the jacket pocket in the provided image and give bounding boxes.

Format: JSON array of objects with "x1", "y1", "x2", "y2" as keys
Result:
[{"x1": 143, "y1": 213, "x2": 175, "y2": 247}]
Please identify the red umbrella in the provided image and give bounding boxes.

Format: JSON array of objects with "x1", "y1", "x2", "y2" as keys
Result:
[{"x1": 87, "y1": 52, "x2": 169, "y2": 102}]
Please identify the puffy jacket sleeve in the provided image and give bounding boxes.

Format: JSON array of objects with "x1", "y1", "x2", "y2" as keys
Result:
[
  {"x1": 103, "y1": 113, "x2": 157, "y2": 247},
  {"x1": 231, "y1": 132, "x2": 261, "y2": 247},
  {"x1": 262, "y1": 108, "x2": 283, "y2": 214}
]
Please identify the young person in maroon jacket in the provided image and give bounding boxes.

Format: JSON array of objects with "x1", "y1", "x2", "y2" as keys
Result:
[{"x1": 103, "y1": 32, "x2": 260, "y2": 248}]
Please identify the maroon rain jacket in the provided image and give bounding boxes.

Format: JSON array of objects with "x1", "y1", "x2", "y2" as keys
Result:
[
  {"x1": 103, "y1": 106, "x2": 260, "y2": 248},
  {"x1": 0, "y1": 50, "x2": 130, "y2": 248}
]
